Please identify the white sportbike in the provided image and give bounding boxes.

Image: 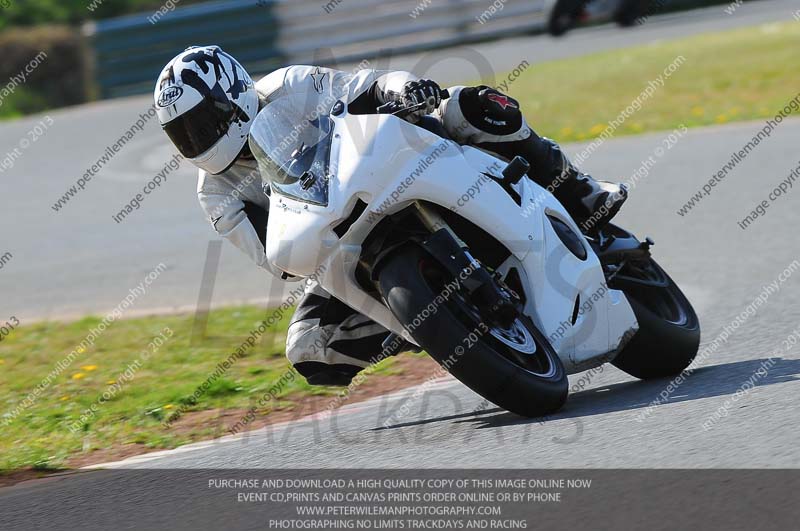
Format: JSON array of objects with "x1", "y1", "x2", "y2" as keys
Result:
[{"x1": 250, "y1": 92, "x2": 700, "y2": 417}]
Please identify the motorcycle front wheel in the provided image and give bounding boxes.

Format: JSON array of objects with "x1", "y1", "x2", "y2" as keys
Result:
[
  {"x1": 547, "y1": 0, "x2": 585, "y2": 36},
  {"x1": 378, "y1": 245, "x2": 568, "y2": 418}
]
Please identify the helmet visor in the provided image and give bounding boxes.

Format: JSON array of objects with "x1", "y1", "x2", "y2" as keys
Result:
[{"x1": 162, "y1": 91, "x2": 236, "y2": 159}]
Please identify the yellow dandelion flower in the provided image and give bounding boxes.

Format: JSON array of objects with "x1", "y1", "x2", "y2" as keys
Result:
[
  {"x1": 589, "y1": 124, "x2": 606, "y2": 136},
  {"x1": 77, "y1": 347, "x2": 86, "y2": 354},
  {"x1": 72, "y1": 373, "x2": 86, "y2": 380},
  {"x1": 164, "y1": 404, "x2": 174, "y2": 410},
  {"x1": 106, "y1": 380, "x2": 117, "y2": 385},
  {"x1": 691, "y1": 106, "x2": 704, "y2": 117},
  {"x1": 0, "y1": 359, "x2": 5, "y2": 365},
  {"x1": 81, "y1": 365, "x2": 98, "y2": 372},
  {"x1": 715, "y1": 114, "x2": 728, "y2": 124},
  {"x1": 60, "y1": 396, "x2": 70, "y2": 401}
]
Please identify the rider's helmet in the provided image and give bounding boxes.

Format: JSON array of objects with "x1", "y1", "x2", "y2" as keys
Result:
[{"x1": 154, "y1": 45, "x2": 259, "y2": 174}]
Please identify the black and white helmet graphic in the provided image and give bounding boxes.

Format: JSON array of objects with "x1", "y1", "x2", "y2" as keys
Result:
[{"x1": 154, "y1": 45, "x2": 258, "y2": 174}]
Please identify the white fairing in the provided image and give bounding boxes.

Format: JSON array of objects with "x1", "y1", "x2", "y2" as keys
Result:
[{"x1": 259, "y1": 105, "x2": 638, "y2": 374}]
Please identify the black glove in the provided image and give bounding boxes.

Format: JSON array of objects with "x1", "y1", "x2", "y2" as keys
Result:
[{"x1": 401, "y1": 79, "x2": 443, "y2": 120}]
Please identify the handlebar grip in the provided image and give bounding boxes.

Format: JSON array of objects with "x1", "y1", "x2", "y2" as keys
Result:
[
  {"x1": 376, "y1": 88, "x2": 449, "y2": 115},
  {"x1": 377, "y1": 100, "x2": 407, "y2": 114}
]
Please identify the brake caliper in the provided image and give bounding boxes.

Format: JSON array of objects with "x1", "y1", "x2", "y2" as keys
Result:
[{"x1": 421, "y1": 229, "x2": 519, "y2": 329}]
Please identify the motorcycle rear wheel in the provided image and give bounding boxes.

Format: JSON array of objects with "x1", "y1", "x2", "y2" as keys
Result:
[
  {"x1": 610, "y1": 257, "x2": 701, "y2": 379},
  {"x1": 378, "y1": 245, "x2": 568, "y2": 417}
]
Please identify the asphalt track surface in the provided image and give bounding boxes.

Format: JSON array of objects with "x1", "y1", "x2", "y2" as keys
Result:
[
  {"x1": 0, "y1": 0, "x2": 796, "y2": 323},
  {"x1": 81, "y1": 117, "x2": 800, "y2": 469},
  {"x1": 1, "y1": 2, "x2": 799, "y2": 526}
]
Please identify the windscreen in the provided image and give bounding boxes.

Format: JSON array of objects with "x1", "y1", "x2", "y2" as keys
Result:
[{"x1": 249, "y1": 93, "x2": 333, "y2": 206}]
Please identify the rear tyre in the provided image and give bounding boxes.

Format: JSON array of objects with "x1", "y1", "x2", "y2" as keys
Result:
[
  {"x1": 378, "y1": 246, "x2": 568, "y2": 417},
  {"x1": 611, "y1": 258, "x2": 701, "y2": 379},
  {"x1": 614, "y1": 0, "x2": 648, "y2": 27}
]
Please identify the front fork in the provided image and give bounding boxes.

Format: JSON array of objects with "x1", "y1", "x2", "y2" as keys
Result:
[{"x1": 414, "y1": 202, "x2": 519, "y2": 328}]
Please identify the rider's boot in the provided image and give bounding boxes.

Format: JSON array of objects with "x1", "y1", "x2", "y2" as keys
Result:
[
  {"x1": 528, "y1": 137, "x2": 629, "y2": 232},
  {"x1": 483, "y1": 133, "x2": 628, "y2": 231},
  {"x1": 437, "y1": 86, "x2": 627, "y2": 231}
]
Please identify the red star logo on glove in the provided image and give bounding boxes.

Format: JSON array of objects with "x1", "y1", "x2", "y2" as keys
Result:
[{"x1": 486, "y1": 93, "x2": 518, "y2": 110}]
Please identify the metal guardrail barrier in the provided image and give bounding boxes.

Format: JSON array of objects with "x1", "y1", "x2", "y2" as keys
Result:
[
  {"x1": 84, "y1": 0, "x2": 549, "y2": 98},
  {"x1": 84, "y1": 0, "x2": 720, "y2": 99}
]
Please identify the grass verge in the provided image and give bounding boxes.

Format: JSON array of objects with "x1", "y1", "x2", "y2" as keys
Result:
[
  {"x1": 0, "y1": 307, "x2": 434, "y2": 473},
  {"x1": 508, "y1": 21, "x2": 800, "y2": 142}
]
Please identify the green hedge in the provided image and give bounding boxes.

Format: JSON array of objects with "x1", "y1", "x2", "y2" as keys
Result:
[
  {"x1": 0, "y1": 26, "x2": 88, "y2": 119},
  {"x1": 0, "y1": 0, "x2": 207, "y2": 32},
  {"x1": 0, "y1": 1, "x2": 212, "y2": 118}
]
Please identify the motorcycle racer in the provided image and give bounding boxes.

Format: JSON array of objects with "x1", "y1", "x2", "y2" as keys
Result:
[{"x1": 154, "y1": 45, "x2": 628, "y2": 385}]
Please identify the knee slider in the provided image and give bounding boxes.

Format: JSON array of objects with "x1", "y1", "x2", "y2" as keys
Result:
[{"x1": 459, "y1": 86, "x2": 523, "y2": 137}]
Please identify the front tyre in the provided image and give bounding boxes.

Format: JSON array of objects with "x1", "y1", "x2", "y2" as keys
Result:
[
  {"x1": 378, "y1": 246, "x2": 568, "y2": 417},
  {"x1": 547, "y1": 0, "x2": 584, "y2": 36},
  {"x1": 611, "y1": 258, "x2": 701, "y2": 379}
]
